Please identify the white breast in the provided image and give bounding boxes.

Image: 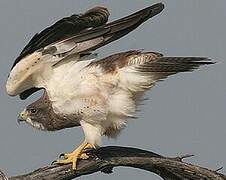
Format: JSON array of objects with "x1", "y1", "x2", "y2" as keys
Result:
[{"x1": 44, "y1": 57, "x2": 100, "y2": 114}]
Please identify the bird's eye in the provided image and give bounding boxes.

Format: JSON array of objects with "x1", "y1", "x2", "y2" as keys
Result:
[{"x1": 30, "y1": 108, "x2": 37, "y2": 114}]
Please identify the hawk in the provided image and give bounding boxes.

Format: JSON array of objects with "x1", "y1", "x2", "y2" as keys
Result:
[{"x1": 6, "y1": 3, "x2": 213, "y2": 170}]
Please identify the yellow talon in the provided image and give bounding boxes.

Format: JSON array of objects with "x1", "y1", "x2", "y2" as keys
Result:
[{"x1": 55, "y1": 140, "x2": 94, "y2": 170}]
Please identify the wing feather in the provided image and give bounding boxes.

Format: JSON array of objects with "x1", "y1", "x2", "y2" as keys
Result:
[
  {"x1": 38, "y1": 2, "x2": 165, "y2": 65},
  {"x1": 12, "y1": 7, "x2": 109, "y2": 69},
  {"x1": 87, "y1": 50, "x2": 213, "y2": 92}
]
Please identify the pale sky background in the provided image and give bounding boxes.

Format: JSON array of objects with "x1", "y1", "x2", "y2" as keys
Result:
[{"x1": 0, "y1": 0, "x2": 226, "y2": 179}]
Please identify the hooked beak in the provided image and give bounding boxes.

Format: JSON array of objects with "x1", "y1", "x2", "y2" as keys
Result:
[{"x1": 17, "y1": 110, "x2": 28, "y2": 124}]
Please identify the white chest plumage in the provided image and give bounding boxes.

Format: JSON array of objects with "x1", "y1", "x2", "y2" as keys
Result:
[{"x1": 43, "y1": 58, "x2": 106, "y2": 117}]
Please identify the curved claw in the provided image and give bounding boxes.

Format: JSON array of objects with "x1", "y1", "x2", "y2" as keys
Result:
[
  {"x1": 51, "y1": 160, "x2": 57, "y2": 165},
  {"x1": 83, "y1": 147, "x2": 94, "y2": 153},
  {"x1": 52, "y1": 141, "x2": 94, "y2": 170},
  {"x1": 59, "y1": 153, "x2": 65, "y2": 158}
]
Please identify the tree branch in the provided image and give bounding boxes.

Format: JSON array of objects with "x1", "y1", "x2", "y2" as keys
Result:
[{"x1": 1, "y1": 146, "x2": 225, "y2": 180}]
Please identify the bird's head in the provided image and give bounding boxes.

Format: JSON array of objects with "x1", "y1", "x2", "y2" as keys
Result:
[
  {"x1": 17, "y1": 91, "x2": 80, "y2": 131},
  {"x1": 17, "y1": 100, "x2": 50, "y2": 131}
]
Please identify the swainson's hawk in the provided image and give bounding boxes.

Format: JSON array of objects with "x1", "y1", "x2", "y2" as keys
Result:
[{"x1": 6, "y1": 3, "x2": 213, "y2": 170}]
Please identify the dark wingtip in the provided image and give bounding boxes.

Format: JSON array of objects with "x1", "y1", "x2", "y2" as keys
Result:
[
  {"x1": 205, "y1": 58, "x2": 216, "y2": 65},
  {"x1": 144, "y1": 2, "x2": 165, "y2": 20},
  {"x1": 153, "y1": 2, "x2": 165, "y2": 12},
  {"x1": 193, "y1": 57, "x2": 216, "y2": 65}
]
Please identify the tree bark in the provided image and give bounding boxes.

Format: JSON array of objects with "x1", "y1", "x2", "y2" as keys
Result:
[{"x1": 0, "y1": 146, "x2": 225, "y2": 180}]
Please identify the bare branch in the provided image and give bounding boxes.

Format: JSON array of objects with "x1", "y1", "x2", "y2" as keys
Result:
[{"x1": 1, "y1": 146, "x2": 225, "y2": 180}]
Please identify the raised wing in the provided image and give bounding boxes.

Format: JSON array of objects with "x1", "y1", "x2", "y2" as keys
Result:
[
  {"x1": 87, "y1": 50, "x2": 213, "y2": 92},
  {"x1": 6, "y1": 3, "x2": 165, "y2": 99},
  {"x1": 8, "y1": 6, "x2": 109, "y2": 100},
  {"x1": 19, "y1": 2, "x2": 164, "y2": 68},
  {"x1": 12, "y1": 6, "x2": 110, "y2": 69}
]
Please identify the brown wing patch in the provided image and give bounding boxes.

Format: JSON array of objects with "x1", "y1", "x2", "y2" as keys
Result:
[
  {"x1": 87, "y1": 50, "x2": 138, "y2": 73},
  {"x1": 87, "y1": 50, "x2": 162, "y2": 74}
]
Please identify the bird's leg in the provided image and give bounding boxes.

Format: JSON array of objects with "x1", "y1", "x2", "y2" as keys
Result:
[{"x1": 55, "y1": 140, "x2": 95, "y2": 170}]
